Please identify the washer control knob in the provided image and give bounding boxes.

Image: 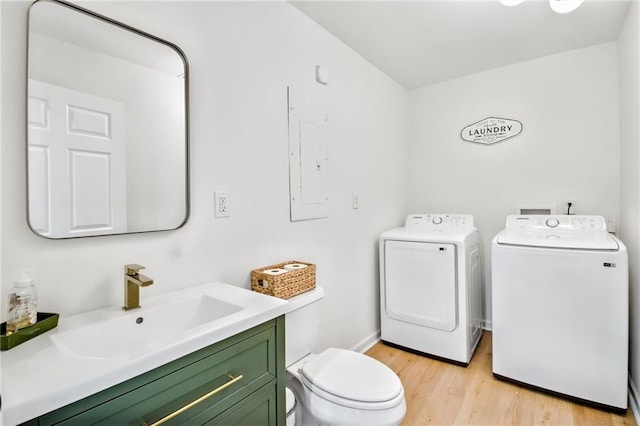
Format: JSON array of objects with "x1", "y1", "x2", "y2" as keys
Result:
[
  {"x1": 432, "y1": 216, "x2": 443, "y2": 225},
  {"x1": 546, "y1": 218, "x2": 560, "y2": 228}
]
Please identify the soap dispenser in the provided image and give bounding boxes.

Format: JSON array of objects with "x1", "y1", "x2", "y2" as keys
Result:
[{"x1": 7, "y1": 279, "x2": 38, "y2": 335}]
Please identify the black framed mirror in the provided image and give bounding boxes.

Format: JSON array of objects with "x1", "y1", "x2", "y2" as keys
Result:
[{"x1": 27, "y1": 0, "x2": 189, "y2": 238}]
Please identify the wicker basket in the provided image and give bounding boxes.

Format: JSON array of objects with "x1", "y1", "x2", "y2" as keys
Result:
[{"x1": 251, "y1": 260, "x2": 316, "y2": 299}]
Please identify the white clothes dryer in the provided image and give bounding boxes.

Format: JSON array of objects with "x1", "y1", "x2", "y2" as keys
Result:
[
  {"x1": 379, "y1": 214, "x2": 482, "y2": 365},
  {"x1": 492, "y1": 215, "x2": 628, "y2": 410}
]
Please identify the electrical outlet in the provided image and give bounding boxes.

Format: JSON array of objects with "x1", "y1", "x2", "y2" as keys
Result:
[
  {"x1": 352, "y1": 193, "x2": 359, "y2": 209},
  {"x1": 215, "y1": 191, "x2": 230, "y2": 218}
]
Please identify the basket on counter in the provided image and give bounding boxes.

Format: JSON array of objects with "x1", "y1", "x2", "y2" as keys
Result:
[{"x1": 251, "y1": 260, "x2": 316, "y2": 299}]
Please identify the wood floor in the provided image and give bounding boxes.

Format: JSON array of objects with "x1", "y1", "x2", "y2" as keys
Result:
[{"x1": 366, "y1": 331, "x2": 637, "y2": 426}]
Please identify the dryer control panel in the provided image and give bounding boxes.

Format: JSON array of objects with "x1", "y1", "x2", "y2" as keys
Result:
[
  {"x1": 405, "y1": 214, "x2": 474, "y2": 231},
  {"x1": 504, "y1": 215, "x2": 607, "y2": 232}
]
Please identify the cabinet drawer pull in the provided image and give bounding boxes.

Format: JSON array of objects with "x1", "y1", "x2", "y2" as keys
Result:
[{"x1": 142, "y1": 374, "x2": 244, "y2": 426}]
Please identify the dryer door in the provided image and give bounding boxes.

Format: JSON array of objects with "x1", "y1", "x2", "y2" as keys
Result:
[{"x1": 384, "y1": 240, "x2": 457, "y2": 331}]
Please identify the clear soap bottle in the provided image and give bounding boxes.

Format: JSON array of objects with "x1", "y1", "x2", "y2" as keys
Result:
[{"x1": 7, "y1": 279, "x2": 38, "y2": 335}]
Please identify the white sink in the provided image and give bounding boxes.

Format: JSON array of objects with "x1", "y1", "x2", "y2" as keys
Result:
[{"x1": 51, "y1": 294, "x2": 243, "y2": 359}]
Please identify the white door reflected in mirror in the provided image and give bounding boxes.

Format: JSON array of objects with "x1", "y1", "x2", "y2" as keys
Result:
[{"x1": 28, "y1": 80, "x2": 127, "y2": 238}]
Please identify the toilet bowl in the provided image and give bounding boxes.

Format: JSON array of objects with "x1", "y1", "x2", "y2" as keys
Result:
[{"x1": 285, "y1": 287, "x2": 406, "y2": 425}]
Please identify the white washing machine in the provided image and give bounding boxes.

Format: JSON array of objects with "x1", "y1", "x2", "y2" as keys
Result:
[
  {"x1": 492, "y1": 215, "x2": 628, "y2": 410},
  {"x1": 379, "y1": 214, "x2": 482, "y2": 365}
]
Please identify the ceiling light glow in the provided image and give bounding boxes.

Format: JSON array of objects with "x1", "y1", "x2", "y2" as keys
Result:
[
  {"x1": 499, "y1": 0, "x2": 525, "y2": 6},
  {"x1": 549, "y1": 0, "x2": 584, "y2": 14}
]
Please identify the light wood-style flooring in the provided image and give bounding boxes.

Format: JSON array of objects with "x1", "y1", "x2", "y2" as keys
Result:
[{"x1": 366, "y1": 331, "x2": 637, "y2": 425}]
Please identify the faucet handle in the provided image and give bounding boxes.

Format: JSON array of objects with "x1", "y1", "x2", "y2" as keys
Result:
[{"x1": 124, "y1": 264, "x2": 145, "y2": 275}]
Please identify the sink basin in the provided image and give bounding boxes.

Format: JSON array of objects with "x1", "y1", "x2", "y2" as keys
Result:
[{"x1": 51, "y1": 294, "x2": 242, "y2": 359}]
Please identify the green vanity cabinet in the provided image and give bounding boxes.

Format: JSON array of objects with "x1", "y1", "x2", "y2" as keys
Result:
[
  {"x1": 26, "y1": 316, "x2": 285, "y2": 426},
  {"x1": 208, "y1": 381, "x2": 278, "y2": 425}
]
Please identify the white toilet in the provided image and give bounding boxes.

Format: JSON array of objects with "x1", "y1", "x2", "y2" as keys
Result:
[{"x1": 285, "y1": 286, "x2": 407, "y2": 426}]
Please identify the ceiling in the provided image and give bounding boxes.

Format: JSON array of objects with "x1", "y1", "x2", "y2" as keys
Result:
[{"x1": 290, "y1": 0, "x2": 632, "y2": 89}]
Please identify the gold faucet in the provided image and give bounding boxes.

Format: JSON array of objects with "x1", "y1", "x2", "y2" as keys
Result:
[{"x1": 123, "y1": 264, "x2": 154, "y2": 311}]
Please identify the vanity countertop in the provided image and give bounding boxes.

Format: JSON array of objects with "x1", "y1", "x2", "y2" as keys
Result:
[{"x1": 0, "y1": 282, "x2": 288, "y2": 426}]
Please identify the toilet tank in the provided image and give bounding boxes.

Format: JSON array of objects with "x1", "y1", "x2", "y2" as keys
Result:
[{"x1": 285, "y1": 286, "x2": 324, "y2": 366}]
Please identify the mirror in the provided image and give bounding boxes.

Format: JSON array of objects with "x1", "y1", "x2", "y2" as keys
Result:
[{"x1": 27, "y1": 0, "x2": 189, "y2": 238}]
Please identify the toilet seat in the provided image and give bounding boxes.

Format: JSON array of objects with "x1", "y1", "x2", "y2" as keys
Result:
[{"x1": 299, "y1": 348, "x2": 404, "y2": 410}]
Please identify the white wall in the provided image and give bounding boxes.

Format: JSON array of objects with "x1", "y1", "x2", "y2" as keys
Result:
[
  {"x1": 408, "y1": 43, "x2": 621, "y2": 325},
  {"x1": 618, "y1": 0, "x2": 640, "y2": 406},
  {"x1": 1, "y1": 1, "x2": 410, "y2": 352}
]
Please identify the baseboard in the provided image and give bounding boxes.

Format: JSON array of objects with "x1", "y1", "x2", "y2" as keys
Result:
[
  {"x1": 630, "y1": 376, "x2": 640, "y2": 424},
  {"x1": 351, "y1": 329, "x2": 381, "y2": 353},
  {"x1": 481, "y1": 319, "x2": 492, "y2": 331}
]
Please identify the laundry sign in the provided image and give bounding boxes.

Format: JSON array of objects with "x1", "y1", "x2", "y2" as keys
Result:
[{"x1": 461, "y1": 117, "x2": 523, "y2": 145}]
